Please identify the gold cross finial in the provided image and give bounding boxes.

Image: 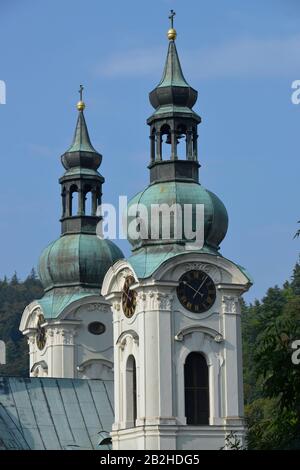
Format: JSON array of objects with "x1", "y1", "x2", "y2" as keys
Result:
[
  {"x1": 79, "y1": 84, "x2": 84, "y2": 101},
  {"x1": 77, "y1": 84, "x2": 85, "y2": 111},
  {"x1": 167, "y1": 10, "x2": 177, "y2": 40},
  {"x1": 169, "y1": 10, "x2": 176, "y2": 29}
]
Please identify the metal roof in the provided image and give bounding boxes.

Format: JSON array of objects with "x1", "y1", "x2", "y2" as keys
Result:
[
  {"x1": 157, "y1": 39, "x2": 189, "y2": 88},
  {"x1": 66, "y1": 110, "x2": 98, "y2": 155},
  {"x1": 38, "y1": 234, "x2": 124, "y2": 297},
  {"x1": 127, "y1": 181, "x2": 228, "y2": 255},
  {"x1": 38, "y1": 288, "x2": 99, "y2": 319},
  {"x1": 0, "y1": 377, "x2": 114, "y2": 450}
]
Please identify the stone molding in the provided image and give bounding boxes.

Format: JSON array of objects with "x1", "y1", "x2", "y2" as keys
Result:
[
  {"x1": 221, "y1": 295, "x2": 239, "y2": 314},
  {"x1": 184, "y1": 262, "x2": 222, "y2": 283}
]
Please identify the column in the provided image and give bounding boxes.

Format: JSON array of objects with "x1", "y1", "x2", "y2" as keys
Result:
[
  {"x1": 150, "y1": 133, "x2": 155, "y2": 163},
  {"x1": 156, "y1": 132, "x2": 162, "y2": 161},
  {"x1": 171, "y1": 130, "x2": 177, "y2": 160},
  {"x1": 61, "y1": 189, "x2": 66, "y2": 218},
  {"x1": 78, "y1": 189, "x2": 84, "y2": 216},
  {"x1": 193, "y1": 131, "x2": 198, "y2": 161},
  {"x1": 221, "y1": 294, "x2": 244, "y2": 421},
  {"x1": 66, "y1": 189, "x2": 71, "y2": 217},
  {"x1": 186, "y1": 130, "x2": 193, "y2": 160}
]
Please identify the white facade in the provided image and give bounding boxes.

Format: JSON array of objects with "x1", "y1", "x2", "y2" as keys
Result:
[
  {"x1": 102, "y1": 253, "x2": 251, "y2": 450},
  {"x1": 20, "y1": 295, "x2": 114, "y2": 380}
]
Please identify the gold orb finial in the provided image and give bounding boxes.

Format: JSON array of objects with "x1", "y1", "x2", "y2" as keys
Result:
[
  {"x1": 77, "y1": 100, "x2": 85, "y2": 111},
  {"x1": 167, "y1": 10, "x2": 177, "y2": 40},
  {"x1": 167, "y1": 28, "x2": 177, "y2": 40},
  {"x1": 77, "y1": 85, "x2": 85, "y2": 111}
]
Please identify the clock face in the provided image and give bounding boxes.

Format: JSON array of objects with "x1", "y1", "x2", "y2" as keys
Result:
[
  {"x1": 122, "y1": 275, "x2": 137, "y2": 318},
  {"x1": 36, "y1": 314, "x2": 46, "y2": 350},
  {"x1": 177, "y1": 270, "x2": 216, "y2": 313}
]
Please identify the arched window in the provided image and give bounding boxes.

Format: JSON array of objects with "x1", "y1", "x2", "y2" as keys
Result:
[
  {"x1": 84, "y1": 187, "x2": 93, "y2": 216},
  {"x1": 126, "y1": 355, "x2": 137, "y2": 427},
  {"x1": 160, "y1": 124, "x2": 171, "y2": 160},
  {"x1": 70, "y1": 185, "x2": 78, "y2": 216},
  {"x1": 176, "y1": 124, "x2": 187, "y2": 160},
  {"x1": 184, "y1": 352, "x2": 209, "y2": 425}
]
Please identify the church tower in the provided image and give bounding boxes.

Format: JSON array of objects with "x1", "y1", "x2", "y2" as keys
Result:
[
  {"x1": 102, "y1": 13, "x2": 252, "y2": 450},
  {"x1": 20, "y1": 89, "x2": 124, "y2": 379}
]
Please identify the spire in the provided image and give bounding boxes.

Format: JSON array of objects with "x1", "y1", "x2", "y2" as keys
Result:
[
  {"x1": 67, "y1": 110, "x2": 98, "y2": 154},
  {"x1": 67, "y1": 85, "x2": 98, "y2": 154},
  {"x1": 61, "y1": 86, "x2": 102, "y2": 171},
  {"x1": 149, "y1": 11, "x2": 198, "y2": 111},
  {"x1": 156, "y1": 40, "x2": 190, "y2": 89}
]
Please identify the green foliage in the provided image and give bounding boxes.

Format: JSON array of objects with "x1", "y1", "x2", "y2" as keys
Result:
[
  {"x1": 220, "y1": 431, "x2": 244, "y2": 450},
  {"x1": 246, "y1": 398, "x2": 300, "y2": 450},
  {"x1": 0, "y1": 271, "x2": 43, "y2": 377},
  {"x1": 243, "y1": 262, "x2": 300, "y2": 449}
]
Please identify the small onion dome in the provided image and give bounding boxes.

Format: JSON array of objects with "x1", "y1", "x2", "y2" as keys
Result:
[
  {"x1": 127, "y1": 181, "x2": 228, "y2": 253},
  {"x1": 61, "y1": 107, "x2": 102, "y2": 171},
  {"x1": 38, "y1": 234, "x2": 124, "y2": 292},
  {"x1": 149, "y1": 40, "x2": 198, "y2": 110}
]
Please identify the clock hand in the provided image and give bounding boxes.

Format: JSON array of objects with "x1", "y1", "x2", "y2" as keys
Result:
[
  {"x1": 182, "y1": 280, "x2": 197, "y2": 293},
  {"x1": 182, "y1": 281, "x2": 203, "y2": 296},
  {"x1": 193, "y1": 275, "x2": 208, "y2": 299},
  {"x1": 123, "y1": 290, "x2": 132, "y2": 302}
]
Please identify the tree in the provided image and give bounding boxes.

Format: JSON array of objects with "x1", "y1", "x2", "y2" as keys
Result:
[
  {"x1": 0, "y1": 272, "x2": 43, "y2": 377},
  {"x1": 243, "y1": 262, "x2": 300, "y2": 449}
]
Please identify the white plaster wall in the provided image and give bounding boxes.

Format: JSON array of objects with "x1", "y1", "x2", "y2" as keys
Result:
[{"x1": 21, "y1": 296, "x2": 114, "y2": 380}]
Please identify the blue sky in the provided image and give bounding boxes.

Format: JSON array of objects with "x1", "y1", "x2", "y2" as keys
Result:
[{"x1": 0, "y1": 0, "x2": 299, "y2": 302}]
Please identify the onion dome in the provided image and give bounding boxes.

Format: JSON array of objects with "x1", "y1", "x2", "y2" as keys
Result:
[
  {"x1": 127, "y1": 181, "x2": 228, "y2": 253},
  {"x1": 38, "y1": 234, "x2": 124, "y2": 292}
]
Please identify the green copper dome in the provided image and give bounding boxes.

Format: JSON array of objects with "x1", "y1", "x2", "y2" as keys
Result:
[
  {"x1": 38, "y1": 234, "x2": 124, "y2": 292},
  {"x1": 127, "y1": 181, "x2": 228, "y2": 253}
]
